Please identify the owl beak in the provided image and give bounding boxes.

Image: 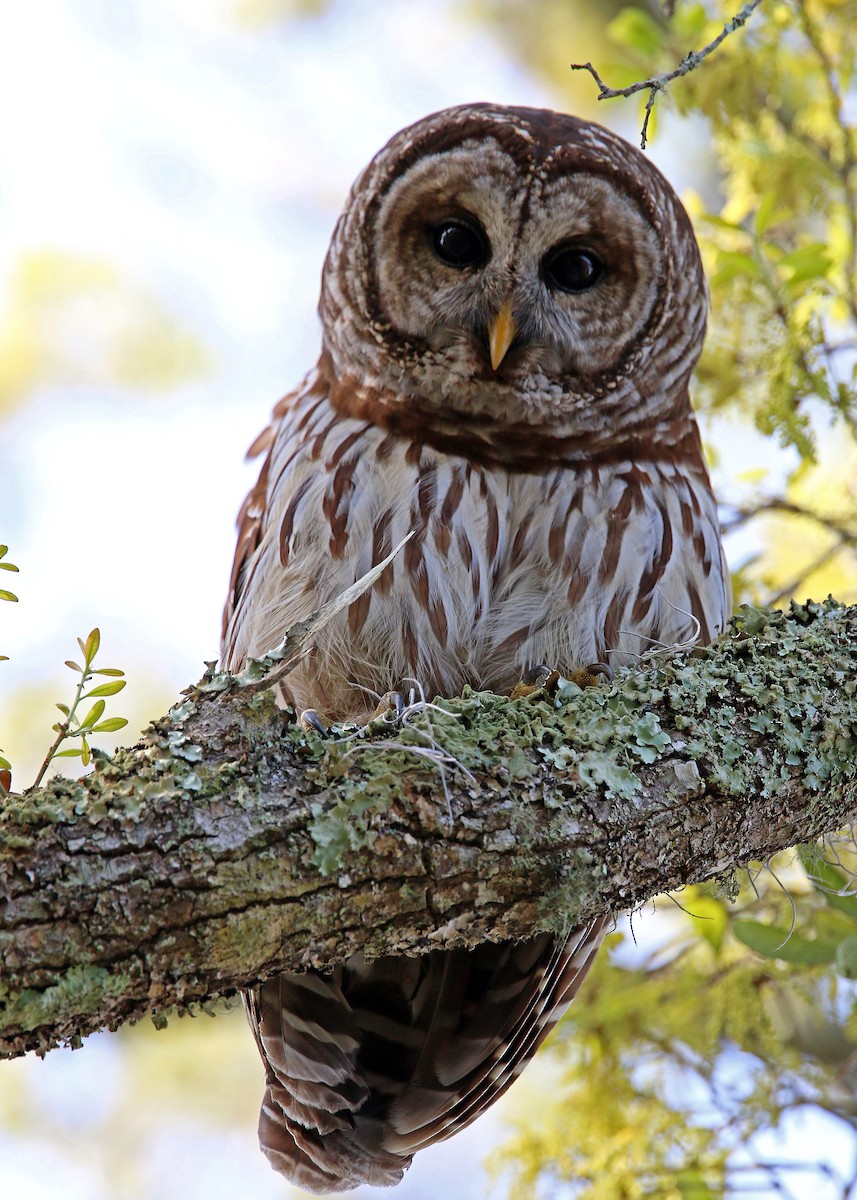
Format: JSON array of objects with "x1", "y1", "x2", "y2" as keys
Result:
[{"x1": 488, "y1": 301, "x2": 517, "y2": 371}]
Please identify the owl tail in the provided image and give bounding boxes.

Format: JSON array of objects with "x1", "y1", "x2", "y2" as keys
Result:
[{"x1": 246, "y1": 918, "x2": 609, "y2": 1192}]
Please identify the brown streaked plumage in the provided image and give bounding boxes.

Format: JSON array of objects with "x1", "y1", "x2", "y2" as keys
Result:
[{"x1": 222, "y1": 103, "x2": 730, "y2": 1192}]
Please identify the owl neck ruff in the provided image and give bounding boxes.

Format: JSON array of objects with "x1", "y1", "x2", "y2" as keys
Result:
[{"x1": 319, "y1": 350, "x2": 705, "y2": 472}]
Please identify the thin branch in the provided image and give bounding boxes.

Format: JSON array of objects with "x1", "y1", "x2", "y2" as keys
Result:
[
  {"x1": 766, "y1": 535, "x2": 848, "y2": 607},
  {"x1": 721, "y1": 498, "x2": 857, "y2": 548},
  {"x1": 571, "y1": 0, "x2": 764, "y2": 148}
]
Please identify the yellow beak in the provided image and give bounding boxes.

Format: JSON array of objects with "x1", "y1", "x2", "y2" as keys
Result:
[{"x1": 488, "y1": 300, "x2": 517, "y2": 371}]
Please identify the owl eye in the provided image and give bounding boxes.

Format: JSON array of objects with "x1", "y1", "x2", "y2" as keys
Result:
[
  {"x1": 543, "y1": 245, "x2": 605, "y2": 293},
  {"x1": 431, "y1": 219, "x2": 489, "y2": 269}
]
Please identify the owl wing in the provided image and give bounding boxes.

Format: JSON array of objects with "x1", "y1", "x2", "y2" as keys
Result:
[
  {"x1": 250, "y1": 919, "x2": 608, "y2": 1192},
  {"x1": 220, "y1": 390, "x2": 292, "y2": 658}
]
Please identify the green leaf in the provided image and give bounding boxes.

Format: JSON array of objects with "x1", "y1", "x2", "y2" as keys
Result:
[
  {"x1": 83, "y1": 679, "x2": 126, "y2": 698},
  {"x1": 54, "y1": 747, "x2": 84, "y2": 759},
  {"x1": 671, "y1": 3, "x2": 708, "y2": 42},
  {"x1": 798, "y1": 847, "x2": 857, "y2": 920},
  {"x1": 781, "y1": 242, "x2": 831, "y2": 272},
  {"x1": 607, "y1": 7, "x2": 664, "y2": 57},
  {"x1": 55, "y1": 703, "x2": 70, "y2": 715},
  {"x1": 0, "y1": 546, "x2": 7, "y2": 558},
  {"x1": 79, "y1": 700, "x2": 106, "y2": 730},
  {"x1": 753, "y1": 192, "x2": 780, "y2": 236},
  {"x1": 711, "y1": 250, "x2": 764, "y2": 286},
  {"x1": 677, "y1": 1170, "x2": 716, "y2": 1200},
  {"x1": 779, "y1": 245, "x2": 832, "y2": 293},
  {"x1": 0, "y1": 561, "x2": 19, "y2": 573},
  {"x1": 94, "y1": 667, "x2": 124, "y2": 677},
  {"x1": 92, "y1": 717, "x2": 128, "y2": 733},
  {"x1": 701, "y1": 212, "x2": 746, "y2": 232},
  {"x1": 687, "y1": 894, "x2": 728, "y2": 953},
  {"x1": 0, "y1": 590, "x2": 18, "y2": 603},
  {"x1": 733, "y1": 918, "x2": 838, "y2": 964},
  {"x1": 0, "y1": 755, "x2": 11, "y2": 770},
  {"x1": 84, "y1": 628, "x2": 101, "y2": 667},
  {"x1": 81, "y1": 737, "x2": 91, "y2": 766}
]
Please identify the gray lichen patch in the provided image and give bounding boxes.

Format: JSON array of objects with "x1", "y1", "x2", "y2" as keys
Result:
[
  {"x1": 295, "y1": 601, "x2": 857, "y2": 877},
  {"x1": 0, "y1": 964, "x2": 134, "y2": 1048}
]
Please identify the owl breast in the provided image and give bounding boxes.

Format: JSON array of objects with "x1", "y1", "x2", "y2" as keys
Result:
[{"x1": 223, "y1": 370, "x2": 729, "y2": 719}]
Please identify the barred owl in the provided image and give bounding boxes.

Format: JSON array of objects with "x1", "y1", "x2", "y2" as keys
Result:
[{"x1": 222, "y1": 103, "x2": 730, "y2": 1191}]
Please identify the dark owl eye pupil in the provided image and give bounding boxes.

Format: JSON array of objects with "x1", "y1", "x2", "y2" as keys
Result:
[
  {"x1": 543, "y1": 246, "x2": 604, "y2": 293},
  {"x1": 431, "y1": 220, "x2": 488, "y2": 268}
]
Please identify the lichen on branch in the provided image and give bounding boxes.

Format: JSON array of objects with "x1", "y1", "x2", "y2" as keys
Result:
[{"x1": 0, "y1": 599, "x2": 855, "y2": 1059}]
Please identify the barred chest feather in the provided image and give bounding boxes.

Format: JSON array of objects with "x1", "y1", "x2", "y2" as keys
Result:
[{"x1": 223, "y1": 372, "x2": 730, "y2": 720}]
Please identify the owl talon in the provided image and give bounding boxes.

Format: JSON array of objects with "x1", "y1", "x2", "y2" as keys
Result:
[
  {"x1": 510, "y1": 666, "x2": 561, "y2": 701},
  {"x1": 512, "y1": 660, "x2": 613, "y2": 701},
  {"x1": 566, "y1": 661, "x2": 614, "y2": 688},
  {"x1": 368, "y1": 690, "x2": 406, "y2": 728},
  {"x1": 299, "y1": 708, "x2": 329, "y2": 737}
]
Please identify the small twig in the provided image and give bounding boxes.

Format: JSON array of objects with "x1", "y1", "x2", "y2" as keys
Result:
[
  {"x1": 31, "y1": 669, "x2": 89, "y2": 790},
  {"x1": 721, "y1": 498, "x2": 857, "y2": 548},
  {"x1": 571, "y1": 0, "x2": 764, "y2": 149},
  {"x1": 766, "y1": 535, "x2": 848, "y2": 607}
]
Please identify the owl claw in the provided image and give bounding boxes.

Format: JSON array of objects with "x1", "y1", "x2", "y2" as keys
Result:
[
  {"x1": 299, "y1": 708, "x2": 329, "y2": 738},
  {"x1": 566, "y1": 661, "x2": 614, "y2": 688},
  {"x1": 511, "y1": 660, "x2": 613, "y2": 700},
  {"x1": 523, "y1": 664, "x2": 554, "y2": 687},
  {"x1": 369, "y1": 690, "x2": 406, "y2": 728},
  {"x1": 510, "y1": 666, "x2": 560, "y2": 700}
]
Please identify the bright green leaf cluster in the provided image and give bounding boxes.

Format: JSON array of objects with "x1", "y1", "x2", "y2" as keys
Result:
[{"x1": 31, "y1": 628, "x2": 129, "y2": 788}]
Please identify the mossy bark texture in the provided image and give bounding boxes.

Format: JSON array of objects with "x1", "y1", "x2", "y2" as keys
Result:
[{"x1": 1, "y1": 601, "x2": 855, "y2": 1058}]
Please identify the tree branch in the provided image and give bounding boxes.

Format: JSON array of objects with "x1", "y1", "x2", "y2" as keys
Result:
[
  {"x1": 572, "y1": 0, "x2": 764, "y2": 148},
  {"x1": 1, "y1": 600, "x2": 855, "y2": 1060}
]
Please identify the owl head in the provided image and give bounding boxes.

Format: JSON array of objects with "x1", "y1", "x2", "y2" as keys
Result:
[{"x1": 319, "y1": 104, "x2": 707, "y2": 447}]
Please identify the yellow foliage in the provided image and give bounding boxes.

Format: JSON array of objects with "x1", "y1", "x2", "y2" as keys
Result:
[{"x1": 0, "y1": 251, "x2": 209, "y2": 417}]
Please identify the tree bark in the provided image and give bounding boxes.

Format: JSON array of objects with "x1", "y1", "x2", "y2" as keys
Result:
[{"x1": 1, "y1": 600, "x2": 855, "y2": 1059}]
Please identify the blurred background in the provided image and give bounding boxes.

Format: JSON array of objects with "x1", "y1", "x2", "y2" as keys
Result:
[{"x1": 2, "y1": 1, "x2": 857, "y2": 1197}]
